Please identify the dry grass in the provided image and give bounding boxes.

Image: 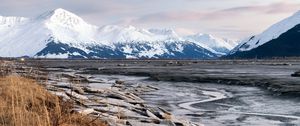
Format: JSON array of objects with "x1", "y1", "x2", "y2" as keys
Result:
[{"x1": 0, "y1": 76, "x2": 106, "y2": 126}]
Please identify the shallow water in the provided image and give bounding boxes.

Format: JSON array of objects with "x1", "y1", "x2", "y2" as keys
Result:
[{"x1": 90, "y1": 74, "x2": 300, "y2": 126}]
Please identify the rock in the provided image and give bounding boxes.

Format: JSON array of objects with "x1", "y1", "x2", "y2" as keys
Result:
[
  {"x1": 87, "y1": 79, "x2": 104, "y2": 83},
  {"x1": 107, "y1": 93, "x2": 136, "y2": 103},
  {"x1": 77, "y1": 108, "x2": 95, "y2": 115},
  {"x1": 52, "y1": 83, "x2": 85, "y2": 95},
  {"x1": 97, "y1": 98, "x2": 141, "y2": 110},
  {"x1": 62, "y1": 73, "x2": 76, "y2": 79},
  {"x1": 135, "y1": 85, "x2": 158, "y2": 93},
  {"x1": 146, "y1": 110, "x2": 161, "y2": 120},
  {"x1": 116, "y1": 80, "x2": 125, "y2": 84},
  {"x1": 127, "y1": 119, "x2": 166, "y2": 126},
  {"x1": 71, "y1": 86, "x2": 85, "y2": 95},
  {"x1": 94, "y1": 107, "x2": 119, "y2": 115},
  {"x1": 102, "y1": 117, "x2": 120, "y2": 126},
  {"x1": 130, "y1": 108, "x2": 148, "y2": 117},
  {"x1": 65, "y1": 90, "x2": 89, "y2": 100},
  {"x1": 52, "y1": 82, "x2": 72, "y2": 89},
  {"x1": 116, "y1": 119, "x2": 128, "y2": 125},
  {"x1": 73, "y1": 75, "x2": 89, "y2": 83},
  {"x1": 164, "y1": 61, "x2": 184, "y2": 66},
  {"x1": 140, "y1": 118, "x2": 161, "y2": 124},
  {"x1": 107, "y1": 91, "x2": 144, "y2": 104},
  {"x1": 158, "y1": 107, "x2": 172, "y2": 115},
  {"x1": 61, "y1": 73, "x2": 90, "y2": 83},
  {"x1": 127, "y1": 93, "x2": 144, "y2": 102},
  {"x1": 291, "y1": 71, "x2": 300, "y2": 77},
  {"x1": 49, "y1": 91, "x2": 70, "y2": 100},
  {"x1": 83, "y1": 87, "x2": 106, "y2": 93},
  {"x1": 160, "y1": 120, "x2": 176, "y2": 126},
  {"x1": 83, "y1": 67, "x2": 99, "y2": 71},
  {"x1": 167, "y1": 61, "x2": 175, "y2": 65},
  {"x1": 112, "y1": 84, "x2": 124, "y2": 88},
  {"x1": 151, "y1": 111, "x2": 164, "y2": 120},
  {"x1": 117, "y1": 64, "x2": 128, "y2": 67}
]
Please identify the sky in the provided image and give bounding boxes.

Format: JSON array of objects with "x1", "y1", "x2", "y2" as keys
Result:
[{"x1": 1, "y1": 0, "x2": 300, "y2": 40}]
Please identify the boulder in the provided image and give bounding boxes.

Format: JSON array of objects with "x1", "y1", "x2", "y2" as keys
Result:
[
  {"x1": 146, "y1": 110, "x2": 161, "y2": 120},
  {"x1": 115, "y1": 80, "x2": 125, "y2": 84},
  {"x1": 117, "y1": 64, "x2": 128, "y2": 67},
  {"x1": 291, "y1": 71, "x2": 300, "y2": 77},
  {"x1": 72, "y1": 86, "x2": 85, "y2": 95}
]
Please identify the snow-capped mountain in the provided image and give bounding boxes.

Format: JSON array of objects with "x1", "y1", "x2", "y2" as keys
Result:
[
  {"x1": 96, "y1": 25, "x2": 183, "y2": 45},
  {"x1": 228, "y1": 10, "x2": 300, "y2": 58},
  {"x1": 184, "y1": 33, "x2": 237, "y2": 55},
  {"x1": 0, "y1": 8, "x2": 235, "y2": 59}
]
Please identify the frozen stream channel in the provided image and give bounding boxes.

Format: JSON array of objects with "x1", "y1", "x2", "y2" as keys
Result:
[{"x1": 90, "y1": 74, "x2": 300, "y2": 126}]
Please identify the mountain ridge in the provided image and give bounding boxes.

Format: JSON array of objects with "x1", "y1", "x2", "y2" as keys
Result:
[
  {"x1": 0, "y1": 8, "x2": 236, "y2": 59},
  {"x1": 228, "y1": 10, "x2": 300, "y2": 58}
]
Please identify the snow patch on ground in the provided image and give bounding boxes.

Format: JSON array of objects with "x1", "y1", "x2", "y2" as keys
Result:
[{"x1": 38, "y1": 53, "x2": 69, "y2": 58}]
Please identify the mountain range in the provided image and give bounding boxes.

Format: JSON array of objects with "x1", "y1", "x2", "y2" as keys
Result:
[
  {"x1": 0, "y1": 8, "x2": 237, "y2": 59},
  {"x1": 2, "y1": 8, "x2": 300, "y2": 59}
]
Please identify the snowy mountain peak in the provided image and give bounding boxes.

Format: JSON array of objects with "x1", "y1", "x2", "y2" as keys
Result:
[
  {"x1": 37, "y1": 8, "x2": 90, "y2": 30},
  {"x1": 0, "y1": 8, "x2": 236, "y2": 58},
  {"x1": 228, "y1": 10, "x2": 300, "y2": 58},
  {"x1": 97, "y1": 25, "x2": 155, "y2": 44},
  {"x1": 125, "y1": 25, "x2": 137, "y2": 30},
  {"x1": 148, "y1": 28, "x2": 176, "y2": 35},
  {"x1": 236, "y1": 10, "x2": 300, "y2": 52},
  {"x1": 96, "y1": 25, "x2": 186, "y2": 44},
  {"x1": 44, "y1": 8, "x2": 81, "y2": 19},
  {"x1": 183, "y1": 33, "x2": 237, "y2": 55},
  {"x1": 51, "y1": 8, "x2": 87, "y2": 25},
  {"x1": 185, "y1": 33, "x2": 236, "y2": 48},
  {"x1": 292, "y1": 10, "x2": 300, "y2": 16},
  {"x1": 148, "y1": 28, "x2": 180, "y2": 41}
]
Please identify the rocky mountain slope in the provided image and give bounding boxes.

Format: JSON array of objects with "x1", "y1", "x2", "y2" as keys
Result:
[{"x1": 228, "y1": 11, "x2": 300, "y2": 58}]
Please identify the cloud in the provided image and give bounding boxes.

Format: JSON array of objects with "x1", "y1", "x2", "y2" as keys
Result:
[
  {"x1": 175, "y1": 28, "x2": 195, "y2": 36},
  {"x1": 0, "y1": 0, "x2": 300, "y2": 39},
  {"x1": 109, "y1": 1, "x2": 300, "y2": 39},
  {"x1": 135, "y1": 11, "x2": 205, "y2": 23},
  {"x1": 134, "y1": 1, "x2": 300, "y2": 23},
  {"x1": 220, "y1": 1, "x2": 300, "y2": 14}
]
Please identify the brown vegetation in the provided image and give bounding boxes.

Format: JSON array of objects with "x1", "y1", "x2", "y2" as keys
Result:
[{"x1": 0, "y1": 76, "x2": 106, "y2": 126}]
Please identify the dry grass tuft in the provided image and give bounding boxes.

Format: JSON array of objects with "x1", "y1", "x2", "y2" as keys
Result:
[{"x1": 0, "y1": 76, "x2": 106, "y2": 126}]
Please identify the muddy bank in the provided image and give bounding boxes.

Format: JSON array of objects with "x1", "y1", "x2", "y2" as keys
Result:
[
  {"x1": 71, "y1": 65, "x2": 300, "y2": 96},
  {"x1": 138, "y1": 80, "x2": 300, "y2": 126},
  {"x1": 24, "y1": 59, "x2": 300, "y2": 96}
]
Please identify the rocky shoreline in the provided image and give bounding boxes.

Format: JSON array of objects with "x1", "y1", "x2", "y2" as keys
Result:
[{"x1": 1, "y1": 61, "x2": 200, "y2": 126}]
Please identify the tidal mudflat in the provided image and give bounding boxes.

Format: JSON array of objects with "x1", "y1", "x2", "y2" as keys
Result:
[{"x1": 24, "y1": 59, "x2": 300, "y2": 125}]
